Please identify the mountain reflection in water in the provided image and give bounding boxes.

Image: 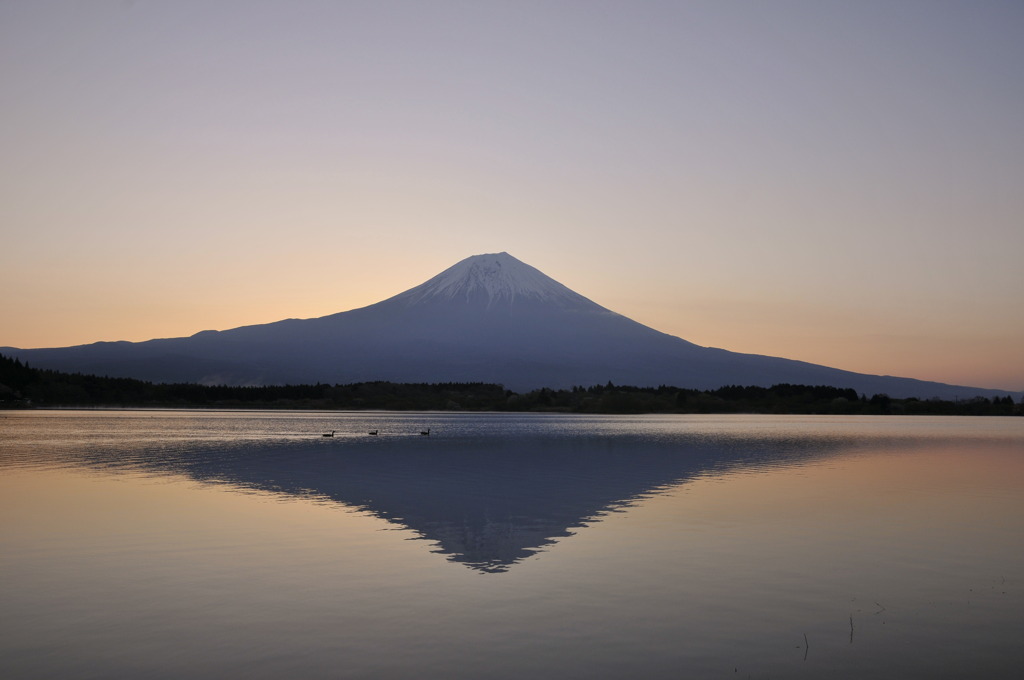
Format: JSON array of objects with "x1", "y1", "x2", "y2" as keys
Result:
[
  {"x1": 60, "y1": 429, "x2": 854, "y2": 573},
  {"x1": 4, "y1": 412, "x2": 1022, "y2": 680}
]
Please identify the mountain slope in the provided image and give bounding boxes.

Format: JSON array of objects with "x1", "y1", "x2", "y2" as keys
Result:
[{"x1": 3, "y1": 252, "x2": 1017, "y2": 399}]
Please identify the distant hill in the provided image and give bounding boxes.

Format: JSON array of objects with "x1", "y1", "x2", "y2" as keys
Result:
[{"x1": 3, "y1": 252, "x2": 1020, "y2": 400}]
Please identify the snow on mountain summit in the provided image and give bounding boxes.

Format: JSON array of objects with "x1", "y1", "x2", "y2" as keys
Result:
[{"x1": 396, "y1": 252, "x2": 601, "y2": 310}]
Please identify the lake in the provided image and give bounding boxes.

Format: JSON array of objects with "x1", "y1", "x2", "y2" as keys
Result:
[{"x1": 1, "y1": 410, "x2": 1022, "y2": 679}]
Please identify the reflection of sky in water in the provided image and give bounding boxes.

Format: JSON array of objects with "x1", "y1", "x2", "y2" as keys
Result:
[{"x1": 1, "y1": 412, "x2": 1022, "y2": 679}]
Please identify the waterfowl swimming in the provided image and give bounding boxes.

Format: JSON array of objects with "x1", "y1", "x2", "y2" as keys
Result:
[
  {"x1": 420, "y1": 428, "x2": 431, "y2": 436},
  {"x1": 368, "y1": 430, "x2": 378, "y2": 435},
  {"x1": 322, "y1": 430, "x2": 335, "y2": 437}
]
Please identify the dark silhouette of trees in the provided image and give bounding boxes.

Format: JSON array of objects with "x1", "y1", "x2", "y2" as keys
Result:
[{"x1": 1, "y1": 353, "x2": 1019, "y2": 415}]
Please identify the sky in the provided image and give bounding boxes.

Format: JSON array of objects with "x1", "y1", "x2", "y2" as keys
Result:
[{"x1": 2, "y1": 0, "x2": 1022, "y2": 391}]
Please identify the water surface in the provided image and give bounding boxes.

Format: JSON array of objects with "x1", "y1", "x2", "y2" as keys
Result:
[{"x1": 2, "y1": 411, "x2": 1022, "y2": 678}]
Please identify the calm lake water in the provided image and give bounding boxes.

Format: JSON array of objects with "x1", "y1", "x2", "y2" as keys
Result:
[{"x1": 1, "y1": 410, "x2": 1022, "y2": 679}]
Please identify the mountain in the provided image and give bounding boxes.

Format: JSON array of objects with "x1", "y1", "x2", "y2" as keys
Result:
[{"x1": 3, "y1": 252, "x2": 1017, "y2": 399}]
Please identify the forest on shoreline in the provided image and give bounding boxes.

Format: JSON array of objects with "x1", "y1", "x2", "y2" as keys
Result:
[{"x1": 1, "y1": 353, "x2": 1020, "y2": 416}]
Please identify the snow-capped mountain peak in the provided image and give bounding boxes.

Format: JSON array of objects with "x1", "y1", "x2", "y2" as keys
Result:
[
  {"x1": 395, "y1": 252, "x2": 599, "y2": 309},
  {"x1": 4, "y1": 251, "x2": 1014, "y2": 399}
]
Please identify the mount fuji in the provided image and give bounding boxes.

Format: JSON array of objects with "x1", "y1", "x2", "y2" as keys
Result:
[{"x1": 3, "y1": 252, "x2": 1015, "y2": 399}]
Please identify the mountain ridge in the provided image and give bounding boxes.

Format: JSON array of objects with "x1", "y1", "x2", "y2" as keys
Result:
[{"x1": 3, "y1": 252, "x2": 1018, "y2": 399}]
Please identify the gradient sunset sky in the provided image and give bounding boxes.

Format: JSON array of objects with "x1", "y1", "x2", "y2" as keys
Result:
[{"x1": 2, "y1": 1, "x2": 1022, "y2": 391}]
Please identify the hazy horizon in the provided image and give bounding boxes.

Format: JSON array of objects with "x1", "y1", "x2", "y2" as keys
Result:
[{"x1": 2, "y1": 1, "x2": 1022, "y2": 391}]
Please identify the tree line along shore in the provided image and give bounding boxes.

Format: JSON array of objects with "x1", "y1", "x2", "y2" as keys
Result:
[{"x1": 1, "y1": 354, "x2": 1020, "y2": 415}]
